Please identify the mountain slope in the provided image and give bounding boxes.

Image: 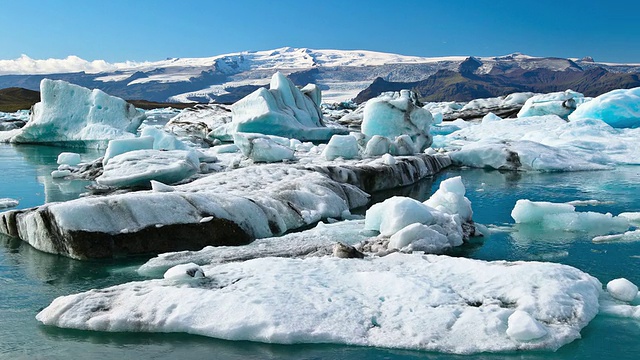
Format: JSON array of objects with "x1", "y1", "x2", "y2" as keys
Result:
[
  {"x1": 0, "y1": 48, "x2": 639, "y2": 104},
  {"x1": 0, "y1": 87, "x2": 40, "y2": 112}
]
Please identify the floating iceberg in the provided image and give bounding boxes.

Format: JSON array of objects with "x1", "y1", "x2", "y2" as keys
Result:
[
  {"x1": 36, "y1": 253, "x2": 602, "y2": 354},
  {"x1": 362, "y1": 176, "x2": 474, "y2": 253},
  {"x1": 517, "y1": 90, "x2": 586, "y2": 119},
  {"x1": 56, "y1": 152, "x2": 81, "y2": 166},
  {"x1": 436, "y1": 112, "x2": 640, "y2": 170},
  {"x1": 323, "y1": 134, "x2": 360, "y2": 160},
  {"x1": 212, "y1": 72, "x2": 346, "y2": 141},
  {"x1": 10, "y1": 79, "x2": 145, "y2": 148},
  {"x1": 0, "y1": 198, "x2": 19, "y2": 209},
  {"x1": 362, "y1": 90, "x2": 433, "y2": 154},
  {"x1": 511, "y1": 199, "x2": 630, "y2": 234},
  {"x1": 568, "y1": 87, "x2": 640, "y2": 128},
  {"x1": 606, "y1": 278, "x2": 639, "y2": 302}
]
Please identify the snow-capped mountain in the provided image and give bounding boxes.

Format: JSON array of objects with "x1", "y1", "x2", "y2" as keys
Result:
[{"x1": 0, "y1": 47, "x2": 639, "y2": 104}]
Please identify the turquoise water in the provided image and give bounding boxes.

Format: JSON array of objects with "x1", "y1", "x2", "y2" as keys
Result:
[{"x1": 1, "y1": 143, "x2": 640, "y2": 359}]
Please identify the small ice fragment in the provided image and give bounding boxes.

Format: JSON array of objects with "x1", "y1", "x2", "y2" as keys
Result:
[{"x1": 607, "y1": 278, "x2": 639, "y2": 302}]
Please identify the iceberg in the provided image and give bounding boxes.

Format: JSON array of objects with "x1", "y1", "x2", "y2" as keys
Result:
[
  {"x1": 568, "y1": 87, "x2": 640, "y2": 128},
  {"x1": 362, "y1": 90, "x2": 433, "y2": 153},
  {"x1": 96, "y1": 149, "x2": 201, "y2": 188},
  {"x1": 322, "y1": 134, "x2": 360, "y2": 160},
  {"x1": 102, "y1": 136, "x2": 155, "y2": 166},
  {"x1": 233, "y1": 133, "x2": 295, "y2": 163},
  {"x1": 362, "y1": 176, "x2": 475, "y2": 253},
  {"x1": 606, "y1": 278, "x2": 639, "y2": 302},
  {"x1": 212, "y1": 72, "x2": 347, "y2": 141},
  {"x1": 511, "y1": 199, "x2": 630, "y2": 234},
  {"x1": 0, "y1": 198, "x2": 19, "y2": 209},
  {"x1": 36, "y1": 253, "x2": 602, "y2": 354},
  {"x1": 56, "y1": 152, "x2": 81, "y2": 166},
  {"x1": 10, "y1": 79, "x2": 145, "y2": 148},
  {"x1": 517, "y1": 90, "x2": 586, "y2": 119}
]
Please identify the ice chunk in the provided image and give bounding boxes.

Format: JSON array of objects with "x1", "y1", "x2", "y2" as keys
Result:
[
  {"x1": 362, "y1": 90, "x2": 434, "y2": 153},
  {"x1": 481, "y1": 112, "x2": 502, "y2": 124},
  {"x1": 606, "y1": 278, "x2": 639, "y2": 302},
  {"x1": 518, "y1": 90, "x2": 585, "y2": 119},
  {"x1": 37, "y1": 253, "x2": 602, "y2": 354},
  {"x1": 103, "y1": 136, "x2": 154, "y2": 165},
  {"x1": 363, "y1": 135, "x2": 391, "y2": 157},
  {"x1": 0, "y1": 198, "x2": 19, "y2": 209},
  {"x1": 163, "y1": 263, "x2": 205, "y2": 280},
  {"x1": 506, "y1": 310, "x2": 548, "y2": 341},
  {"x1": 51, "y1": 169, "x2": 71, "y2": 179},
  {"x1": 425, "y1": 176, "x2": 472, "y2": 221},
  {"x1": 233, "y1": 133, "x2": 295, "y2": 163},
  {"x1": 568, "y1": 87, "x2": 640, "y2": 128},
  {"x1": 365, "y1": 197, "x2": 434, "y2": 236},
  {"x1": 10, "y1": 79, "x2": 145, "y2": 148},
  {"x1": 213, "y1": 72, "x2": 346, "y2": 141},
  {"x1": 322, "y1": 134, "x2": 360, "y2": 160},
  {"x1": 511, "y1": 199, "x2": 630, "y2": 234},
  {"x1": 150, "y1": 180, "x2": 174, "y2": 193},
  {"x1": 140, "y1": 126, "x2": 189, "y2": 150},
  {"x1": 593, "y1": 229, "x2": 640, "y2": 243},
  {"x1": 96, "y1": 149, "x2": 200, "y2": 188},
  {"x1": 56, "y1": 152, "x2": 81, "y2": 166},
  {"x1": 388, "y1": 223, "x2": 451, "y2": 252}
]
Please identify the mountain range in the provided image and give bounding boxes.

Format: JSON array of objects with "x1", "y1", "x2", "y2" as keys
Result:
[{"x1": 0, "y1": 48, "x2": 639, "y2": 105}]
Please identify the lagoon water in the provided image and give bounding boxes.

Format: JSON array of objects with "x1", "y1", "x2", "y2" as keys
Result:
[{"x1": 1, "y1": 143, "x2": 639, "y2": 359}]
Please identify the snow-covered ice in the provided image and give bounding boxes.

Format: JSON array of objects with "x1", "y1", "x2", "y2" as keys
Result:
[
  {"x1": 569, "y1": 87, "x2": 640, "y2": 128},
  {"x1": 103, "y1": 136, "x2": 155, "y2": 165},
  {"x1": 163, "y1": 263, "x2": 205, "y2": 280},
  {"x1": 436, "y1": 113, "x2": 640, "y2": 170},
  {"x1": 10, "y1": 79, "x2": 145, "y2": 148},
  {"x1": 36, "y1": 253, "x2": 602, "y2": 354}
]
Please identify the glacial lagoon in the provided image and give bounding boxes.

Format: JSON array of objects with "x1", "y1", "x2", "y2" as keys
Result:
[{"x1": 1, "y1": 143, "x2": 639, "y2": 359}]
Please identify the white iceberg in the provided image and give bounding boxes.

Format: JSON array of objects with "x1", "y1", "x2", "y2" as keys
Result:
[
  {"x1": 323, "y1": 134, "x2": 360, "y2": 160},
  {"x1": 517, "y1": 90, "x2": 586, "y2": 119},
  {"x1": 96, "y1": 149, "x2": 201, "y2": 188},
  {"x1": 233, "y1": 133, "x2": 295, "y2": 163},
  {"x1": 362, "y1": 90, "x2": 433, "y2": 154},
  {"x1": 103, "y1": 136, "x2": 155, "y2": 166},
  {"x1": 10, "y1": 79, "x2": 145, "y2": 148},
  {"x1": 606, "y1": 278, "x2": 639, "y2": 302},
  {"x1": 0, "y1": 198, "x2": 19, "y2": 209},
  {"x1": 36, "y1": 253, "x2": 602, "y2": 354},
  {"x1": 363, "y1": 176, "x2": 473, "y2": 253},
  {"x1": 568, "y1": 87, "x2": 640, "y2": 128},
  {"x1": 56, "y1": 152, "x2": 81, "y2": 166},
  {"x1": 511, "y1": 199, "x2": 630, "y2": 234},
  {"x1": 212, "y1": 72, "x2": 346, "y2": 141}
]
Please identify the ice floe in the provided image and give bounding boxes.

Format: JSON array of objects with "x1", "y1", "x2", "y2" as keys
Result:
[
  {"x1": 233, "y1": 133, "x2": 295, "y2": 163},
  {"x1": 36, "y1": 253, "x2": 602, "y2": 354},
  {"x1": 606, "y1": 278, "x2": 639, "y2": 302},
  {"x1": 511, "y1": 199, "x2": 630, "y2": 235},
  {"x1": 435, "y1": 113, "x2": 640, "y2": 170},
  {"x1": 0, "y1": 198, "x2": 19, "y2": 209},
  {"x1": 10, "y1": 79, "x2": 145, "y2": 148}
]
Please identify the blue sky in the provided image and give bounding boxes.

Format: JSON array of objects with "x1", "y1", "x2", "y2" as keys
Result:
[{"x1": 0, "y1": 0, "x2": 638, "y2": 63}]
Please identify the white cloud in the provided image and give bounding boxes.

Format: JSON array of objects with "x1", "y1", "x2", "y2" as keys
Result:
[{"x1": 0, "y1": 54, "x2": 145, "y2": 75}]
